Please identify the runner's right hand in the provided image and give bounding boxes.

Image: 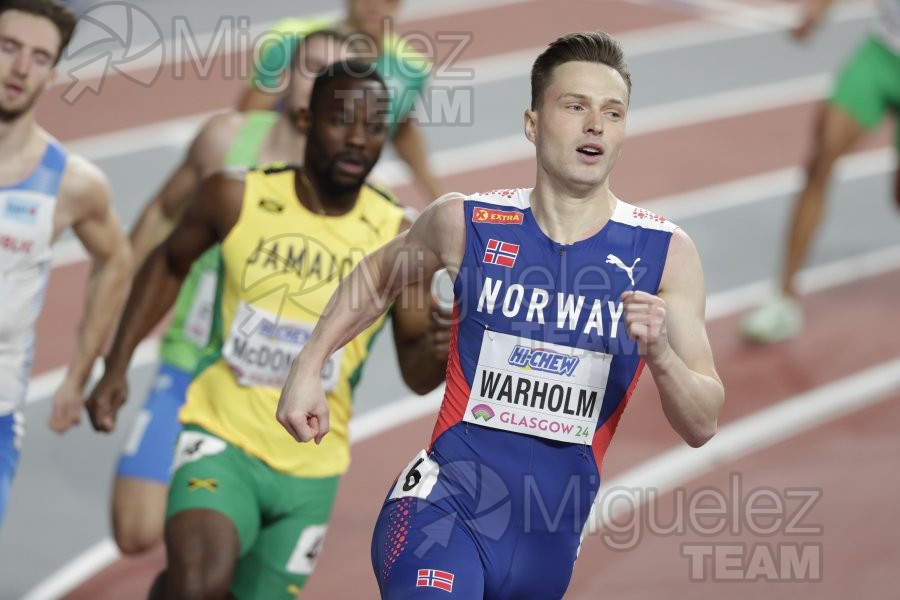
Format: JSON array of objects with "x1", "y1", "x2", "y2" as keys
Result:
[
  {"x1": 85, "y1": 363, "x2": 129, "y2": 433},
  {"x1": 277, "y1": 361, "x2": 330, "y2": 444}
]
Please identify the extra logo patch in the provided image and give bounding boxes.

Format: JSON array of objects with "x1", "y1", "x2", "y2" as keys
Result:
[
  {"x1": 416, "y1": 569, "x2": 454, "y2": 592},
  {"x1": 483, "y1": 239, "x2": 519, "y2": 268},
  {"x1": 472, "y1": 207, "x2": 523, "y2": 225}
]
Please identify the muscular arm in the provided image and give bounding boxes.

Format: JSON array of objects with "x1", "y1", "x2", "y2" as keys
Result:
[
  {"x1": 391, "y1": 219, "x2": 450, "y2": 395},
  {"x1": 624, "y1": 229, "x2": 724, "y2": 447},
  {"x1": 278, "y1": 193, "x2": 465, "y2": 442},
  {"x1": 129, "y1": 112, "x2": 241, "y2": 266},
  {"x1": 87, "y1": 172, "x2": 244, "y2": 432},
  {"x1": 391, "y1": 120, "x2": 443, "y2": 202},
  {"x1": 49, "y1": 157, "x2": 132, "y2": 433}
]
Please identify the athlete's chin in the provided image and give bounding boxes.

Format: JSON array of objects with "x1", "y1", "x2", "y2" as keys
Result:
[
  {"x1": 0, "y1": 98, "x2": 31, "y2": 122},
  {"x1": 565, "y1": 168, "x2": 610, "y2": 189},
  {"x1": 329, "y1": 170, "x2": 367, "y2": 193}
]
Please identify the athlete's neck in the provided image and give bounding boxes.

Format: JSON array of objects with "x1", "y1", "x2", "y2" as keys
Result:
[
  {"x1": 261, "y1": 114, "x2": 307, "y2": 165},
  {"x1": 530, "y1": 174, "x2": 618, "y2": 245},
  {"x1": 295, "y1": 168, "x2": 359, "y2": 216},
  {"x1": 0, "y1": 115, "x2": 46, "y2": 186}
]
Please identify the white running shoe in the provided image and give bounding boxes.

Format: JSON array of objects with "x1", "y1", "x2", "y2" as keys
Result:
[{"x1": 740, "y1": 295, "x2": 804, "y2": 343}]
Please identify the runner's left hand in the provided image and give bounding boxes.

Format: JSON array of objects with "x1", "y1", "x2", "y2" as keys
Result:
[
  {"x1": 621, "y1": 290, "x2": 670, "y2": 365},
  {"x1": 49, "y1": 377, "x2": 84, "y2": 433}
]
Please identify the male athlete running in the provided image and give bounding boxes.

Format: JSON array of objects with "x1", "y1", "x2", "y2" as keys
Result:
[
  {"x1": 107, "y1": 28, "x2": 366, "y2": 557},
  {"x1": 89, "y1": 63, "x2": 448, "y2": 597},
  {"x1": 0, "y1": 0, "x2": 131, "y2": 530},
  {"x1": 278, "y1": 31, "x2": 725, "y2": 599}
]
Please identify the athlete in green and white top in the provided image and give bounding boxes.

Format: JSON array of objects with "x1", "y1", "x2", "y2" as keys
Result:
[
  {"x1": 741, "y1": 0, "x2": 900, "y2": 343},
  {"x1": 107, "y1": 29, "x2": 358, "y2": 557},
  {"x1": 237, "y1": 0, "x2": 444, "y2": 203}
]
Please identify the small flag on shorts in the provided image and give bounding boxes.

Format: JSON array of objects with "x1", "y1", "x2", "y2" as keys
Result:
[
  {"x1": 416, "y1": 568, "x2": 455, "y2": 592},
  {"x1": 483, "y1": 239, "x2": 519, "y2": 268}
]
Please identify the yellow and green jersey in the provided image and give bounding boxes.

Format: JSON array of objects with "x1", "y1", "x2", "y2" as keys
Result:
[
  {"x1": 159, "y1": 111, "x2": 279, "y2": 372},
  {"x1": 180, "y1": 166, "x2": 406, "y2": 477}
]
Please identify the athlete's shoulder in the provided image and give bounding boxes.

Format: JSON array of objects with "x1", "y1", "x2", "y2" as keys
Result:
[
  {"x1": 254, "y1": 162, "x2": 296, "y2": 176},
  {"x1": 196, "y1": 111, "x2": 247, "y2": 148},
  {"x1": 466, "y1": 188, "x2": 532, "y2": 210},
  {"x1": 58, "y1": 151, "x2": 110, "y2": 210},
  {"x1": 363, "y1": 180, "x2": 400, "y2": 206},
  {"x1": 609, "y1": 199, "x2": 678, "y2": 233}
]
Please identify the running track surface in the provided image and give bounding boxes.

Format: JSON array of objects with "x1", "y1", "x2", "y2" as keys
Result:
[{"x1": 13, "y1": 0, "x2": 900, "y2": 597}]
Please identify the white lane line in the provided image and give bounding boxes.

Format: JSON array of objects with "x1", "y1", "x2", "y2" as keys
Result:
[
  {"x1": 623, "y1": 0, "x2": 799, "y2": 29},
  {"x1": 22, "y1": 238, "x2": 900, "y2": 599},
  {"x1": 25, "y1": 339, "x2": 160, "y2": 406},
  {"x1": 585, "y1": 356, "x2": 900, "y2": 535},
  {"x1": 650, "y1": 146, "x2": 895, "y2": 223},
  {"x1": 66, "y1": 71, "x2": 836, "y2": 195},
  {"x1": 20, "y1": 539, "x2": 120, "y2": 600}
]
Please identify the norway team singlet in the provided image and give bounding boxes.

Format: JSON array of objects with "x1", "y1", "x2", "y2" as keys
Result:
[
  {"x1": 374, "y1": 188, "x2": 679, "y2": 599},
  {"x1": 0, "y1": 138, "x2": 67, "y2": 415},
  {"x1": 180, "y1": 166, "x2": 405, "y2": 477}
]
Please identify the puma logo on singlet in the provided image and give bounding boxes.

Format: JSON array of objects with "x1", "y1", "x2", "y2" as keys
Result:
[
  {"x1": 605, "y1": 254, "x2": 640, "y2": 287},
  {"x1": 183, "y1": 439, "x2": 204, "y2": 456}
]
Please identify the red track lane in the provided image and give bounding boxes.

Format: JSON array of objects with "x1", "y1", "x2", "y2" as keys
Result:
[
  {"x1": 38, "y1": 1, "x2": 690, "y2": 142},
  {"x1": 65, "y1": 267, "x2": 900, "y2": 599},
  {"x1": 565, "y1": 394, "x2": 900, "y2": 599}
]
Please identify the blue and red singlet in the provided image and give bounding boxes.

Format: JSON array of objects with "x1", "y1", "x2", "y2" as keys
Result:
[{"x1": 373, "y1": 188, "x2": 678, "y2": 599}]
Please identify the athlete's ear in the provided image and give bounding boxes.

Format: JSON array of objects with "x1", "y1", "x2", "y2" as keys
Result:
[
  {"x1": 297, "y1": 107, "x2": 312, "y2": 136},
  {"x1": 524, "y1": 108, "x2": 537, "y2": 145}
]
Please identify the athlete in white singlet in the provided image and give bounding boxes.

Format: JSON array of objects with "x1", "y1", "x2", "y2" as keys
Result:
[{"x1": 0, "y1": 0, "x2": 131, "y2": 529}]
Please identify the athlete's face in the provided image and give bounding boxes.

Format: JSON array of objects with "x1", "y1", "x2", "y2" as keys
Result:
[
  {"x1": 285, "y1": 35, "x2": 355, "y2": 120},
  {"x1": 346, "y1": 0, "x2": 401, "y2": 39},
  {"x1": 525, "y1": 61, "x2": 629, "y2": 193},
  {"x1": 0, "y1": 11, "x2": 60, "y2": 121},
  {"x1": 302, "y1": 76, "x2": 390, "y2": 194}
]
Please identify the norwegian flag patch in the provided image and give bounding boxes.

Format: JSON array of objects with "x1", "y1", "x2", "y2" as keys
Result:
[
  {"x1": 416, "y1": 569, "x2": 455, "y2": 592},
  {"x1": 483, "y1": 239, "x2": 519, "y2": 268}
]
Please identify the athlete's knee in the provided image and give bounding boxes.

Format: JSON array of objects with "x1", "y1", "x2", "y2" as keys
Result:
[
  {"x1": 163, "y1": 560, "x2": 235, "y2": 600},
  {"x1": 111, "y1": 479, "x2": 167, "y2": 554},
  {"x1": 112, "y1": 519, "x2": 161, "y2": 555}
]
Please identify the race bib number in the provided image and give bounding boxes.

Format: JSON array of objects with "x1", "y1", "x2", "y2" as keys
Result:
[
  {"x1": 389, "y1": 450, "x2": 440, "y2": 501},
  {"x1": 285, "y1": 524, "x2": 328, "y2": 575},
  {"x1": 182, "y1": 270, "x2": 217, "y2": 347},
  {"x1": 222, "y1": 302, "x2": 342, "y2": 390},
  {"x1": 463, "y1": 331, "x2": 611, "y2": 445}
]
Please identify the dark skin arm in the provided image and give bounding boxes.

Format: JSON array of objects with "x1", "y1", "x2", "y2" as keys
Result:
[
  {"x1": 390, "y1": 219, "x2": 450, "y2": 395},
  {"x1": 86, "y1": 172, "x2": 244, "y2": 432}
]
